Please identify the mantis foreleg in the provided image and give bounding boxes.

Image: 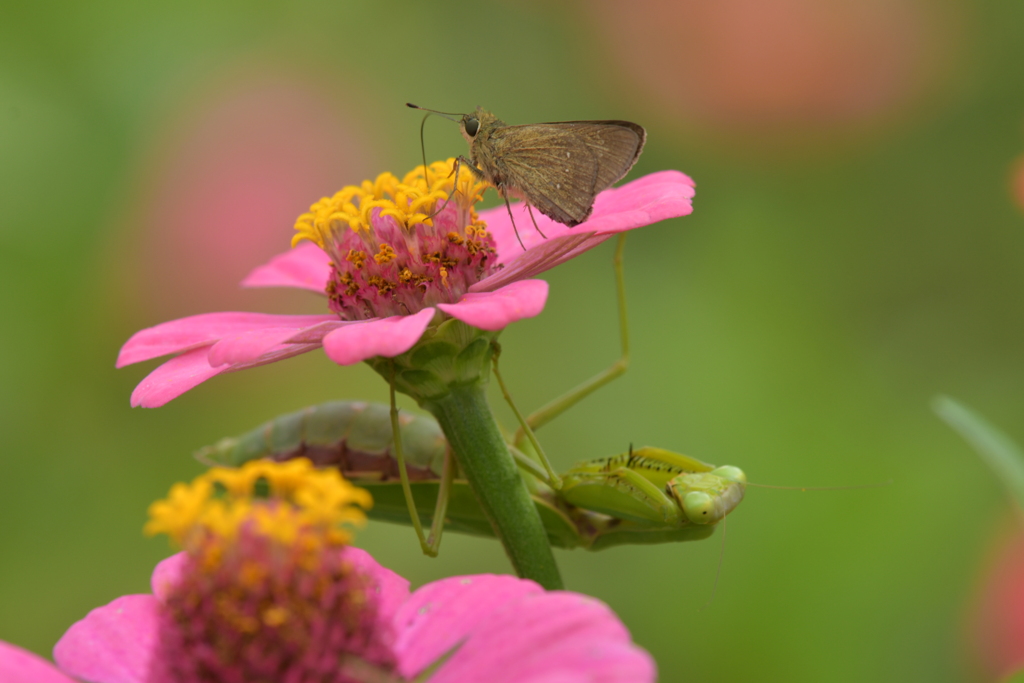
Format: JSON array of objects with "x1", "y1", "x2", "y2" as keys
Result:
[{"x1": 561, "y1": 464, "x2": 684, "y2": 526}]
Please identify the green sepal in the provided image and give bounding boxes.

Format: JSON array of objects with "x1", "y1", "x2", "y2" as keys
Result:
[{"x1": 365, "y1": 316, "x2": 499, "y2": 404}]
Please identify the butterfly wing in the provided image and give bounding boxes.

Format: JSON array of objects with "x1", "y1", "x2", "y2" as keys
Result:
[
  {"x1": 558, "y1": 121, "x2": 646, "y2": 193},
  {"x1": 490, "y1": 121, "x2": 646, "y2": 226}
]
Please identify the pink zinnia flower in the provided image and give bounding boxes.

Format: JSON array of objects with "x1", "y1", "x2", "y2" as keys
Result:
[
  {"x1": 971, "y1": 526, "x2": 1024, "y2": 680},
  {"x1": 45, "y1": 554, "x2": 653, "y2": 683},
  {"x1": 7, "y1": 459, "x2": 655, "y2": 683},
  {"x1": 117, "y1": 160, "x2": 694, "y2": 407}
]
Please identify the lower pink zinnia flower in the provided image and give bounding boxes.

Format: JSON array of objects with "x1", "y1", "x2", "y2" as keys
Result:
[
  {"x1": 37, "y1": 460, "x2": 655, "y2": 683},
  {"x1": 117, "y1": 160, "x2": 695, "y2": 408},
  {"x1": 50, "y1": 556, "x2": 654, "y2": 683}
]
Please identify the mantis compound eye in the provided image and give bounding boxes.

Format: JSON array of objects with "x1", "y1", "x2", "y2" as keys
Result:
[
  {"x1": 710, "y1": 465, "x2": 747, "y2": 485},
  {"x1": 682, "y1": 491, "x2": 716, "y2": 525}
]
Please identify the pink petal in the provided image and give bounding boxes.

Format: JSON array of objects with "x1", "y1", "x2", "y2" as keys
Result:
[
  {"x1": 206, "y1": 319, "x2": 348, "y2": 367},
  {"x1": 477, "y1": 170, "x2": 695, "y2": 278},
  {"x1": 340, "y1": 547, "x2": 411, "y2": 625},
  {"x1": 584, "y1": 169, "x2": 695, "y2": 233},
  {"x1": 150, "y1": 553, "x2": 188, "y2": 601},
  {"x1": 130, "y1": 341, "x2": 324, "y2": 408},
  {"x1": 53, "y1": 594, "x2": 162, "y2": 683},
  {"x1": 321, "y1": 308, "x2": 435, "y2": 365},
  {"x1": 437, "y1": 279, "x2": 548, "y2": 331},
  {"x1": 478, "y1": 201, "x2": 564, "y2": 256},
  {"x1": 240, "y1": 240, "x2": 333, "y2": 293},
  {"x1": 130, "y1": 346, "x2": 229, "y2": 408},
  {"x1": 394, "y1": 575, "x2": 543, "y2": 675},
  {"x1": 394, "y1": 575, "x2": 654, "y2": 683},
  {"x1": 0, "y1": 641, "x2": 77, "y2": 683},
  {"x1": 470, "y1": 232, "x2": 605, "y2": 293},
  {"x1": 117, "y1": 312, "x2": 336, "y2": 367}
]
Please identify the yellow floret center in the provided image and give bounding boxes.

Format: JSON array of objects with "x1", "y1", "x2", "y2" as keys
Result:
[
  {"x1": 292, "y1": 159, "x2": 489, "y2": 249},
  {"x1": 145, "y1": 459, "x2": 372, "y2": 553}
]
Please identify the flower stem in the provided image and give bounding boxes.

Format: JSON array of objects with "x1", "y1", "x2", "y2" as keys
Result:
[{"x1": 423, "y1": 381, "x2": 564, "y2": 590}]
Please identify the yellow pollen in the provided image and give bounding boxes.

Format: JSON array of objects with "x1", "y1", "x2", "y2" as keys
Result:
[
  {"x1": 262, "y1": 605, "x2": 290, "y2": 627},
  {"x1": 367, "y1": 275, "x2": 394, "y2": 295},
  {"x1": 145, "y1": 459, "x2": 372, "y2": 551},
  {"x1": 291, "y1": 159, "x2": 490, "y2": 248},
  {"x1": 345, "y1": 250, "x2": 367, "y2": 269},
  {"x1": 238, "y1": 560, "x2": 267, "y2": 588},
  {"x1": 374, "y1": 243, "x2": 396, "y2": 264}
]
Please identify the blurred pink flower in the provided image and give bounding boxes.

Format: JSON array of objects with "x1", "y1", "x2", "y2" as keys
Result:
[
  {"x1": 971, "y1": 527, "x2": 1024, "y2": 679},
  {"x1": 118, "y1": 167, "x2": 695, "y2": 408},
  {"x1": 50, "y1": 549, "x2": 655, "y2": 683},
  {"x1": 590, "y1": 0, "x2": 953, "y2": 139},
  {"x1": 0, "y1": 641, "x2": 75, "y2": 683},
  {"x1": 125, "y1": 71, "x2": 376, "y2": 316}
]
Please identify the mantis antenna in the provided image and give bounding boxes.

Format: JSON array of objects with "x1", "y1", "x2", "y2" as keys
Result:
[{"x1": 699, "y1": 516, "x2": 728, "y2": 611}]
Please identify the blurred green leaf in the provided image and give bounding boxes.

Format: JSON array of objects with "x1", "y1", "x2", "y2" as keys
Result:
[{"x1": 933, "y1": 395, "x2": 1024, "y2": 511}]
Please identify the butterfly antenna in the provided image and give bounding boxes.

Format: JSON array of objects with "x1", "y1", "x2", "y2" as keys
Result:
[
  {"x1": 406, "y1": 103, "x2": 462, "y2": 121},
  {"x1": 407, "y1": 103, "x2": 463, "y2": 225},
  {"x1": 417, "y1": 113, "x2": 431, "y2": 184}
]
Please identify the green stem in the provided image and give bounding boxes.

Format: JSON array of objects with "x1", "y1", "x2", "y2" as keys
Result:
[{"x1": 423, "y1": 382, "x2": 563, "y2": 590}]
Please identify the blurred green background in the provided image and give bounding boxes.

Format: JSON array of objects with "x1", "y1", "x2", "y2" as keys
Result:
[{"x1": 3, "y1": 1, "x2": 1024, "y2": 680}]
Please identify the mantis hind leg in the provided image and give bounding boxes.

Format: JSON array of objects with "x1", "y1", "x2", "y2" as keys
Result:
[
  {"x1": 514, "y1": 233, "x2": 631, "y2": 443},
  {"x1": 491, "y1": 343, "x2": 562, "y2": 491},
  {"x1": 389, "y1": 362, "x2": 451, "y2": 557}
]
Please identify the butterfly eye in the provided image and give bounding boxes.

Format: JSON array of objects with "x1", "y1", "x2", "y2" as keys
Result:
[{"x1": 463, "y1": 116, "x2": 480, "y2": 137}]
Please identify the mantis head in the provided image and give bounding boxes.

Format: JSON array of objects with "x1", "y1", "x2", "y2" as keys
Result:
[{"x1": 673, "y1": 466, "x2": 747, "y2": 525}]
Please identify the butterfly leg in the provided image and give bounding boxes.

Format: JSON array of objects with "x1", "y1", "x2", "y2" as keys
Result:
[
  {"x1": 456, "y1": 155, "x2": 488, "y2": 181},
  {"x1": 453, "y1": 155, "x2": 527, "y2": 250},
  {"x1": 423, "y1": 156, "x2": 488, "y2": 224},
  {"x1": 526, "y1": 204, "x2": 548, "y2": 240},
  {"x1": 501, "y1": 194, "x2": 527, "y2": 250}
]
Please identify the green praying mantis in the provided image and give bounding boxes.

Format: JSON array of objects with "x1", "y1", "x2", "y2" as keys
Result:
[
  {"x1": 197, "y1": 235, "x2": 747, "y2": 554},
  {"x1": 197, "y1": 400, "x2": 746, "y2": 552}
]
